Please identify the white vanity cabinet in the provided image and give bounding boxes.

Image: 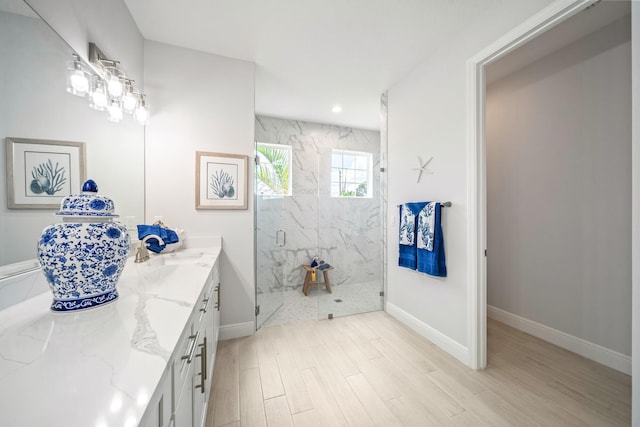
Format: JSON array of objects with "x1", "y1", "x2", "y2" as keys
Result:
[
  {"x1": 191, "y1": 263, "x2": 219, "y2": 427},
  {"x1": 206, "y1": 259, "x2": 221, "y2": 391},
  {"x1": 141, "y1": 256, "x2": 221, "y2": 427},
  {"x1": 0, "y1": 246, "x2": 223, "y2": 427},
  {"x1": 140, "y1": 365, "x2": 173, "y2": 427},
  {"x1": 175, "y1": 257, "x2": 221, "y2": 427}
]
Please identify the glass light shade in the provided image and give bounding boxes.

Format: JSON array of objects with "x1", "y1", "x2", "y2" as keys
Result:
[
  {"x1": 122, "y1": 83, "x2": 137, "y2": 113},
  {"x1": 123, "y1": 93, "x2": 137, "y2": 113},
  {"x1": 89, "y1": 78, "x2": 108, "y2": 111},
  {"x1": 134, "y1": 104, "x2": 149, "y2": 124},
  {"x1": 106, "y1": 68, "x2": 124, "y2": 98},
  {"x1": 66, "y1": 59, "x2": 89, "y2": 96},
  {"x1": 107, "y1": 100, "x2": 123, "y2": 122},
  {"x1": 134, "y1": 95, "x2": 149, "y2": 124}
]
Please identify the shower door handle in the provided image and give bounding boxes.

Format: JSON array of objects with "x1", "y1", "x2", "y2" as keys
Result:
[{"x1": 276, "y1": 229, "x2": 286, "y2": 247}]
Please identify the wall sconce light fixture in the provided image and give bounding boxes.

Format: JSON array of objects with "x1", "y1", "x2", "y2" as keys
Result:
[
  {"x1": 66, "y1": 54, "x2": 90, "y2": 97},
  {"x1": 66, "y1": 43, "x2": 149, "y2": 125}
]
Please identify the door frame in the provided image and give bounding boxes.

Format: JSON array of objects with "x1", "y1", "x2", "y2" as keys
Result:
[{"x1": 466, "y1": 0, "x2": 601, "y2": 370}]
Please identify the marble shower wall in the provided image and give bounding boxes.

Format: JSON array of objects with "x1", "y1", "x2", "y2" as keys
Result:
[{"x1": 255, "y1": 116, "x2": 382, "y2": 292}]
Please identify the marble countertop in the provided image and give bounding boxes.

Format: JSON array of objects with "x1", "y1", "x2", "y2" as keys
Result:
[{"x1": 0, "y1": 245, "x2": 221, "y2": 427}]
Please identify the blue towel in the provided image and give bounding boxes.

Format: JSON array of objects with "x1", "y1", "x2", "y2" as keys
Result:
[
  {"x1": 417, "y1": 203, "x2": 446, "y2": 277},
  {"x1": 398, "y1": 202, "x2": 427, "y2": 269},
  {"x1": 137, "y1": 225, "x2": 180, "y2": 254},
  {"x1": 417, "y1": 202, "x2": 436, "y2": 252}
]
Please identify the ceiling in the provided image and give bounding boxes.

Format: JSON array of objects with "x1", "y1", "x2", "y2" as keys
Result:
[
  {"x1": 0, "y1": 0, "x2": 36, "y2": 17},
  {"x1": 123, "y1": 0, "x2": 503, "y2": 130},
  {"x1": 487, "y1": 0, "x2": 630, "y2": 84}
]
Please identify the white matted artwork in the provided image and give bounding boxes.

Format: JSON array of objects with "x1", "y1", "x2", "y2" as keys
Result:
[
  {"x1": 5, "y1": 137, "x2": 86, "y2": 209},
  {"x1": 196, "y1": 151, "x2": 248, "y2": 210}
]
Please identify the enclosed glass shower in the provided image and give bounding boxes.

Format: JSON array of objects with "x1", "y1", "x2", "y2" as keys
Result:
[{"x1": 254, "y1": 116, "x2": 385, "y2": 328}]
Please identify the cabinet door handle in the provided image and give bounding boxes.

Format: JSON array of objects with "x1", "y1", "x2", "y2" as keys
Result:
[
  {"x1": 181, "y1": 331, "x2": 199, "y2": 363},
  {"x1": 194, "y1": 343, "x2": 206, "y2": 393},
  {"x1": 202, "y1": 336, "x2": 208, "y2": 381},
  {"x1": 215, "y1": 284, "x2": 220, "y2": 310},
  {"x1": 200, "y1": 297, "x2": 210, "y2": 313}
]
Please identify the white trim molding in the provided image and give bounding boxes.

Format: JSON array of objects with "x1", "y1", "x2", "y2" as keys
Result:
[
  {"x1": 488, "y1": 306, "x2": 631, "y2": 375},
  {"x1": 466, "y1": 0, "x2": 601, "y2": 371},
  {"x1": 219, "y1": 321, "x2": 254, "y2": 341},
  {"x1": 387, "y1": 302, "x2": 469, "y2": 365}
]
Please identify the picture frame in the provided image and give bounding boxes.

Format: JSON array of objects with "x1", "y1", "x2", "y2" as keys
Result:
[
  {"x1": 196, "y1": 151, "x2": 248, "y2": 210},
  {"x1": 5, "y1": 137, "x2": 86, "y2": 209}
]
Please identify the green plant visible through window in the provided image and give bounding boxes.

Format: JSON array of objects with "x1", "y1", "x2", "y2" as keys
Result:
[
  {"x1": 256, "y1": 142, "x2": 291, "y2": 196},
  {"x1": 331, "y1": 149, "x2": 372, "y2": 198}
]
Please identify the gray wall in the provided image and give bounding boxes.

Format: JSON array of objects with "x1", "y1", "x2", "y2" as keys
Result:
[
  {"x1": 486, "y1": 17, "x2": 631, "y2": 356},
  {"x1": 631, "y1": 2, "x2": 640, "y2": 423},
  {"x1": 255, "y1": 116, "x2": 382, "y2": 294}
]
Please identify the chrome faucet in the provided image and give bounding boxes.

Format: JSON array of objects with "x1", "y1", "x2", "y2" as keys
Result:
[{"x1": 134, "y1": 234, "x2": 165, "y2": 263}]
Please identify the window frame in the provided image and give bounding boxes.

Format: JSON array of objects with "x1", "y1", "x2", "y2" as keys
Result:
[
  {"x1": 330, "y1": 149, "x2": 373, "y2": 199},
  {"x1": 255, "y1": 142, "x2": 292, "y2": 197}
]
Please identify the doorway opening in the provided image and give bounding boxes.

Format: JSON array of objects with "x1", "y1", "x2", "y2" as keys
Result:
[{"x1": 469, "y1": 0, "x2": 632, "y2": 374}]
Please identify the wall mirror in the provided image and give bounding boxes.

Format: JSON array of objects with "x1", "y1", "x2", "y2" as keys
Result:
[{"x1": 0, "y1": 0, "x2": 145, "y2": 277}]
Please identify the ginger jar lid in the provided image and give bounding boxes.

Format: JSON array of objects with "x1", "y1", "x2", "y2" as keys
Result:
[{"x1": 55, "y1": 179, "x2": 119, "y2": 218}]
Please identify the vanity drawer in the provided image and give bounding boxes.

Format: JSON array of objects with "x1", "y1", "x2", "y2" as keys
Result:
[
  {"x1": 173, "y1": 321, "x2": 196, "y2": 406},
  {"x1": 197, "y1": 278, "x2": 215, "y2": 323}
]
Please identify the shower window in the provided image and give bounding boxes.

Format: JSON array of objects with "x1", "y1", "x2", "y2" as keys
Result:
[
  {"x1": 331, "y1": 149, "x2": 372, "y2": 198},
  {"x1": 256, "y1": 142, "x2": 292, "y2": 196}
]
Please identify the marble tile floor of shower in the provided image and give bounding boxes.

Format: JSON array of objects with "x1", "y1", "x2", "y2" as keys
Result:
[{"x1": 261, "y1": 281, "x2": 383, "y2": 327}]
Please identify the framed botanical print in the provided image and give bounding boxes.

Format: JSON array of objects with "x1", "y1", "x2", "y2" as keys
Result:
[
  {"x1": 196, "y1": 151, "x2": 248, "y2": 210},
  {"x1": 5, "y1": 137, "x2": 86, "y2": 209}
]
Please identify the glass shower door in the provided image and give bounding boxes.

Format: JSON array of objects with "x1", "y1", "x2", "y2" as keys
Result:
[
  {"x1": 255, "y1": 146, "x2": 287, "y2": 329},
  {"x1": 316, "y1": 143, "x2": 384, "y2": 319},
  {"x1": 254, "y1": 118, "x2": 385, "y2": 326}
]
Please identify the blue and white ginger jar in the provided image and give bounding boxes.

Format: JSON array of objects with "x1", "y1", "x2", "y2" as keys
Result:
[{"x1": 37, "y1": 179, "x2": 130, "y2": 312}]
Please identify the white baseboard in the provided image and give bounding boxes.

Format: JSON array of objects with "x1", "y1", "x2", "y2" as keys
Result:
[
  {"x1": 219, "y1": 321, "x2": 254, "y2": 341},
  {"x1": 487, "y1": 305, "x2": 631, "y2": 375},
  {"x1": 386, "y1": 302, "x2": 469, "y2": 366}
]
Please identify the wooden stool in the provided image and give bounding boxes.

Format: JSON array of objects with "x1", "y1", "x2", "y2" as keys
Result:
[{"x1": 301, "y1": 264, "x2": 334, "y2": 296}]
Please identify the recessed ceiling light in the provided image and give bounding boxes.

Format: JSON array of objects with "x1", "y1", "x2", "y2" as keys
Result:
[{"x1": 332, "y1": 105, "x2": 342, "y2": 113}]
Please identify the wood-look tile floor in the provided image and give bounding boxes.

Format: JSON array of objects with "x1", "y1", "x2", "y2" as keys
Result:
[{"x1": 206, "y1": 311, "x2": 631, "y2": 426}]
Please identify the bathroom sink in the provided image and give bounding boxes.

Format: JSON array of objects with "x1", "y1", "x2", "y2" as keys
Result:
[{"x1": 146, "y1": 249, "x2": 206, "y2": 266}]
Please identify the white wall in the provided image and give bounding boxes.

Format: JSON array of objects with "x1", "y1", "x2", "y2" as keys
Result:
[
  {"x1": 386, "y1": 0, "x2": 555, "y2": 362},
  {"x1": 16, "y1": 0, "x2": 145, "y2": 214},
  {"x1": 486, "y1": 17, "x2": 631, "y2": 356},
  {"x1": 1, "y1": 0, "x2": 144, "y2": 276},
  {"x1": 25, "y1": 0, "x2": 143, "y2": 84},
  {"x1": 144, "y1": 41, "x2": 255, "y2": 328},
  {"x1": 0, "y1": 10, "x2": 144, "y2": 266}
]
